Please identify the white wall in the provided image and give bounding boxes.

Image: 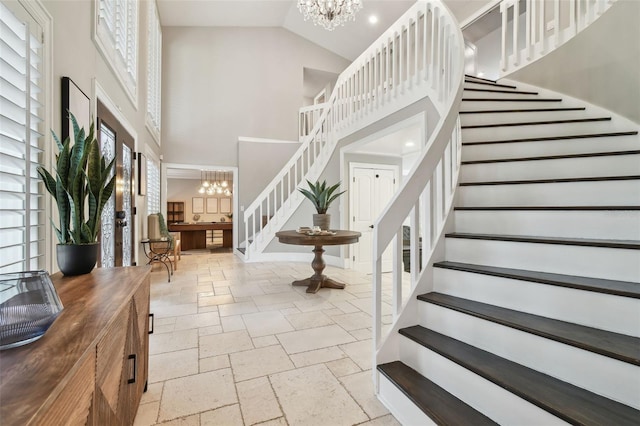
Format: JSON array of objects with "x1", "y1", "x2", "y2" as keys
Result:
[
  {"x1": 507, "y1": 0, "x2": 640, "y2": 124},
  {"x1": 39, "y1": 0, "x2": 162, "y2": 268},
  {"x1": 161, "y1": 26, "x2": 351, "y2": 167}
]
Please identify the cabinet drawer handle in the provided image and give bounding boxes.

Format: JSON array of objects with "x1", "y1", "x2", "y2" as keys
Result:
[
  {"x1": 149, "y1": 313, "x2": 155, "y2": 334},
  {"x1": 128, "y1": 354, "x2": 137, "y2": 384}
]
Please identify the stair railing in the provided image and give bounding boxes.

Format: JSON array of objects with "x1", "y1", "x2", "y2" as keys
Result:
[
  {"x1": 500, "y1": 0, "x2": 617, "y2": 75},
  {"x1": 243, "y1": 0, "x2": 462, "y2": 259},
  {"x1": 299, "y1": 103, "x2": 329, "y2": 141},
  {"x1": 371, "y1": 1, "x2": 464, "y2": 383}
]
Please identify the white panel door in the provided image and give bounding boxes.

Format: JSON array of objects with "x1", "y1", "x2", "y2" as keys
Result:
[{"x1": 351, "y1": 165, "x2": 399, "y2": 273}]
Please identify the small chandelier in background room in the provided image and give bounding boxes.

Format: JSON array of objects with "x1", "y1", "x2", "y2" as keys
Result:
[
  {"x1": 198, "y1": 171, "x2": 233, "y2": 196},
  {"x1": 298, "y1": 0, "x2": 363, "y2": 31}
]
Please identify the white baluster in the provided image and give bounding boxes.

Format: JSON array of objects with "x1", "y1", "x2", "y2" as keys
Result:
[{"x1": 392, "y1": 230, "x2": 402, "y2": 319}]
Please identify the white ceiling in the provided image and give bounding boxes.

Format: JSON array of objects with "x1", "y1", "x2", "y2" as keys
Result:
[{"x1": 157, "y1": 0, "x2": 416, "y2": 60}]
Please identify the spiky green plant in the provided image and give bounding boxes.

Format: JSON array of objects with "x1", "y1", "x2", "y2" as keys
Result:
[
  {"x1": 37, "y1": 112, "x2": 116, "y2": 245},
  {"x1": 298, "y1": 180, "x2": 346, "y2": 214}
]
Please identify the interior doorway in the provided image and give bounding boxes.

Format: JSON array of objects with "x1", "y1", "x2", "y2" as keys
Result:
[
  {"x1": 349, "y1": 163, "x2": 399, "y2": 273},
  {"x1": 162, "y1": 163, "x2": 239, "y2": 253}
]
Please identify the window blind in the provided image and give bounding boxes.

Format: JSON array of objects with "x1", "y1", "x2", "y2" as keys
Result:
[
  {"x1": 0, "y1": 1, "x2": 45, "y2": 273},
  {"x1": 96, "y1": 0, "x2": 138, "y2": 100},
  {"x1": 146, "y1": 157, "x2": 160, "y2": 215},
  {"x1": 146, "y1": 0, "x2": 161, "y2": 142}
]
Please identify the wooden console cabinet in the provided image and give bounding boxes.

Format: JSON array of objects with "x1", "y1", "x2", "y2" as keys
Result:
[{"x1": 0, "y1": 266, "x2": 151, "y2": 425}]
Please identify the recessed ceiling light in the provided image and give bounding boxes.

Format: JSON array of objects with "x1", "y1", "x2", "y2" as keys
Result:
[
  {"x1": 369, "y1": 15, "x2": 378, "y2": 24},
  {"x1": 405, "y1": 141, "x2": 415, "y2": 147}
]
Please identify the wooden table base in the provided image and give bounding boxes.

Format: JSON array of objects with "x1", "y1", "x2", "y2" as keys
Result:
[{"x1": 292, "y1": 245, "x2": 347, "y2": 293}]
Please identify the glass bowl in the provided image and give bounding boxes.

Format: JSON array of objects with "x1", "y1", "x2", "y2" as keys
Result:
[{"x1": 0, "y1": 271, "x2": 64, "y2": 350}]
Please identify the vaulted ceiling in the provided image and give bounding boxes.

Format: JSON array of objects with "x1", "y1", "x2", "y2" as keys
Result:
[{"x1": 156, "y1": 1, "x2": 487, "y2": 60}]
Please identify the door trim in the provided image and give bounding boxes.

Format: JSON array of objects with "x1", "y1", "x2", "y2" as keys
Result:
[
  {"x1": 349, "y1": 162, "x2": 400, "y2": 273},
  {"x1": 94, "y1": 80, "x2": 139, "y2": 265}
]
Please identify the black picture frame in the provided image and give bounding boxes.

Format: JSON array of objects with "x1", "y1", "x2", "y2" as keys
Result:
[
  {"x1": 61, "y1": 76, "x2": 91, "y2": 142},
  {"x1": 138, "y1": 152, "x2": 146, "y2": 196}
]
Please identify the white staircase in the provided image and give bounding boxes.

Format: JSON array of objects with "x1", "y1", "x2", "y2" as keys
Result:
[
  {"x1": 375, "y1": 76, "x2": 640, "y2": 425},
  {"x1": 241, "y1": 0, "x2": 464, "y2": 261}
]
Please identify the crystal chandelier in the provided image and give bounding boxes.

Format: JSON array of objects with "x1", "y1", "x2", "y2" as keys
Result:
[{"x1": 298, "y1": 0, "x2": 363, "y2": 31}]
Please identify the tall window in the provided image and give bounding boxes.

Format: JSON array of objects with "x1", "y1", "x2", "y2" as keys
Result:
[
  {"x1": 95, "y1": 0, "x2": 138, "y2": 102},
  {"x1": 0, "y1": 1, "x2": 47, "y2": 273},
  {"x1": 146, "y1": 0, "x2": 162, "y2": 143},
  {"x1": 146, "y1": 156, "x2": 160, "y2": 215}
]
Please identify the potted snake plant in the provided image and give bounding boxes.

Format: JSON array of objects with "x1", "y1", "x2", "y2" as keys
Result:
[
  {"x1": 298, "y1": 180, "x2": 346, "y2": 230},
  {"x1": 37, "y1": 113, "x2": 116, "y2": 276}
]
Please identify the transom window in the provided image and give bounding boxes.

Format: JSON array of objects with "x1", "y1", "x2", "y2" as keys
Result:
[{"x1": 95, "y1": 0, "x2": 139, "y2": 103}]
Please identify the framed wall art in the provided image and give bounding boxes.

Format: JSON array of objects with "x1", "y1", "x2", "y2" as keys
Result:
[
  {"x1": 192, "y1": 197, "x2": 204, "y2": 214},
  {"x1": 137, "y1": 152, "x2": 146, "y2": 195},
  {"x1": 206, "y1": 198, "x2": 218, "y2": 213},
  {"x1": 220, "y1": 198, "x2": 231, "y2": 214},
  {"x1": 61, "y1": 76, "x2": 91, "y2": 141}
]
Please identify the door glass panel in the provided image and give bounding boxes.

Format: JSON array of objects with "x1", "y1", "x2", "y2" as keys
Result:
[
  {"x1": 100, "y1": 123, "x2": 116, "y2": 268},
  {"x1": 122, "y1": 144, "x2": 132, "y2": 266}
]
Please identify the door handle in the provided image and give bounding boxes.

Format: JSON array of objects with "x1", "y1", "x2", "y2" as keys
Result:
[
  {"x1": 116, "y1": 219, "x2": 128, "y2": 228},
  {"x1": 369, "y1": 225, "x2": 374, "y2": 229}
]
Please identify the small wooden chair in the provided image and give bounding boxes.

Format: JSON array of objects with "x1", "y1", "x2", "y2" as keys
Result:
[{"x1": 170, "y1": 232, "x2": 181, "y2": 270}]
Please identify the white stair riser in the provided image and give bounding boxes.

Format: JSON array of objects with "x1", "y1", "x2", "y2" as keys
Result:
[
  {"x1": 460, "y1": 100, "x2": 568, "y2": 110},
  {"x1": 433, "y1": 268, "x2": 640, "y2": 336},
  {"x1": 399, "y1": 338, "x2": 570, "y2": 425},
  {"x1": 463, "y1": 81, "x2": 519, "y2": 91},
  {"x1": 460, "y1": 110, "x2": 603, "y2": 126},
  {"x1": 453, "y1": 210, "x2": 640, "y2": 240},
  {"x1": 417, "y1": 304, "x2": 640, "y2": 409},
  {"x1": 461, "y1": 135, "x2": 640, "y2": 162},
  {"x1": 462, "y1": 120, "x2": 616, "y2": 141},
  {"x1": 444, "y1": 238, "x2": 640, "y2": 282},
  {"x1": 462, "y1": 90, "x2": 541, "y2": 100},
  {"x1": 457, "y1": 180, "x2": 640, "y2": 206},
  {"x1": 460, "y1": 155, "x2": 640, "y2": 182},
  {"x1": 377, "y1": 374, "x2": 437, "y2": 426}
]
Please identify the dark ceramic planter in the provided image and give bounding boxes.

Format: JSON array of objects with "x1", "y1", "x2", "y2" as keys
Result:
[{"x1": 56, "y1": 243, "x2": 99, "y2": 276}]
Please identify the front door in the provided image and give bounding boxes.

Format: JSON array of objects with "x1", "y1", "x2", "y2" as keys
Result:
[
  {"x1": 350, "y1": 164, "x2": 398, "y2": 273},
  {"x1": 97, "y1": 100, "x2": 135, "y2": 267}
]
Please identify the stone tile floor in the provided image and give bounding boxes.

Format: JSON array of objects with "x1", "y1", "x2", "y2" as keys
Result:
[{"x1": 134, "y1": 251, "x2": 406, "y2": 426}]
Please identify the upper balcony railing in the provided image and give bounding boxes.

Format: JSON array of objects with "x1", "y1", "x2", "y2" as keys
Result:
[
  {"x1": 243, "y1": 0, "x2": 465, "y2": 259},
  {"x1": 501, "y1": 0, "x2": 617, "y2": 75}
]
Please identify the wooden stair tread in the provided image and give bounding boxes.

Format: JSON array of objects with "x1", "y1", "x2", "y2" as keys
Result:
[
  {"x1": 461, "y1": 117, "x2": 611, "y2": 129},
  {"x1": 462, "y1": 131, "x2": 639, "y2": 146},
  {"x1": 377, "y1": 361, "x2": 498, "y2": 426},
  {"x1": 459, "y1": 175, "x2": 640, "y2": 186},
  {"x1": 464, "y1": 74, "x2": 498, "y2": 83},
  {"x1": 434, "y1": 261, "x2": 640, "y2": 298},
  {"x1": 462, "y1": 97, "x2": 562, "y2": 102},
  {"x1": 417, "y1": 292, "x2": 640, "y2": 364},
  {"x1": 445, "y1": 232, "x2": 640, "y2": 250},
  {"x1": 459, "y1": 107, "x2": 586, "y2": 114},
  {"x1": 461, "y1": 150, "x2": 640, "y2": 165},
  {"x1": 398, "y1": 326, "x2": 640, "y2": 426},
  {"x1": 464, "y1": 79, "x2": 517, "y2": 89},
  {"x1": 464, "y1": 88, "x2": 538, "y2": 95}
]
